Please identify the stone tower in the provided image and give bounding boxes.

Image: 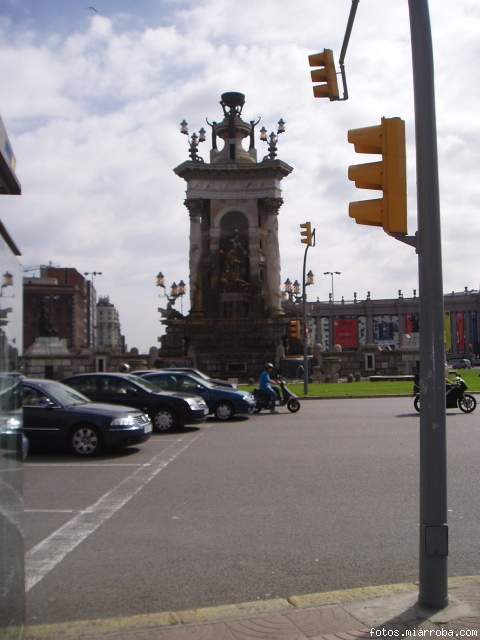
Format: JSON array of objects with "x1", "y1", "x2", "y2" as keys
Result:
[{"x1": 160, "y1": 92, "x2": 293, "y2": 378}]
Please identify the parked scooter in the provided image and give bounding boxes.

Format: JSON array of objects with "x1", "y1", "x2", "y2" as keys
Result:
[
  {"x1": 253, "y1": 379, "x2": 301, "y2": 414},
  {"x1": 413, "y1": 373, "x2": 476, "y2": 413}
]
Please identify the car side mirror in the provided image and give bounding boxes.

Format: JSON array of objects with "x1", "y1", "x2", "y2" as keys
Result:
[{"x1": 41, "y1": 397, "x2": 57, "y2": 409}]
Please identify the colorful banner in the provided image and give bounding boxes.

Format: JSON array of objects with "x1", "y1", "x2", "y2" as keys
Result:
[
  {"x1": 373, "y1": 315, "x2": 399, "y2": 346},
  {"x1": 444, "y1": 312, "x2": 452, "y2": 352},
  {"x1": 472, "y1": 312, "x2": 478, "y2": 353},
  {"x1": 406, "y1": 313, "x2": 419, "y2": 334},
  {"x1": 456, "y1": 312, "x2": 465, "y2": 352},
  {"x1": 319, "y1": 317, "x2": 330, "y2": 351},
  {"x1": 358, "y1": 316, "x2": 367, "y2": 345},
  {"x1": 333, "y1": 319, "x2": 358, "y2": 349}
]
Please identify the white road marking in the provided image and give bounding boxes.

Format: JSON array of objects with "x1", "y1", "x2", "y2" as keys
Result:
[
  {"x1": 25, "y1": 432, "x2": 204, "y2": 591},
  {"x1": 25, "y1": 509, "x2": 77, "y2": 514},
  {"x1": 26, "y1": 463, "x2": 150, "y2": 467}
]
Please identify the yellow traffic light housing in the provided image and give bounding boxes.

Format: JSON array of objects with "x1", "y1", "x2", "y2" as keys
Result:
[
  {"x1": 289, "y1": 320, "x2": 301, "y2": 340},
  {"x1": 300, "y1": 221, "x2": 315, "y2": 246},
  {"x1": 308, "y1": 49, "x2": 339, "y2": 101},
  {"x1": 347, "y1": 116, "x2": 407, "y2": 235}
]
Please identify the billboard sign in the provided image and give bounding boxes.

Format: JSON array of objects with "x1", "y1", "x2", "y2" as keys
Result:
[{"x1": 334, "y1": 318, "x2": 358, "y2": 349}]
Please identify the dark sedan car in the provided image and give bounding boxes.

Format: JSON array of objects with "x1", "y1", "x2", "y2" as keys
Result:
[
  {"x1": 22, "y1": 378, "x2": 152, "y2": 456},
  {"x1": 62, "y1": 373, "x2": 209, "y2": 432},
  {"x1": 133, "y1": 368, "x2": 236, "y2": 388},
  {"x1": 0, "y1": 372, "x2": 28, "y2": 461},
  {"x1": 135, "y1": 370, "x2": 256, "y2": 420},
  {"x1": 166, "y1": 368, "x2": 237, "y2": 389}
]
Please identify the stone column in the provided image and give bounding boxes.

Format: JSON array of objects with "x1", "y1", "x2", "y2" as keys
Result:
[
  {"x1": 185, "y1": 199, "x2": 204, "y2": 316},
  {"x1": 262, "y1": 197, "x2": 283, "y2": 317}
]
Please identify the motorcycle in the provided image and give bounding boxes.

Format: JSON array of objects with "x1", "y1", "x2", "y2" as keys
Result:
[
  {"x1": 253, "y1": 379, "x2": 301, "y2": 414},
  {"x1": 413, "y1": 374, "x2": 476, "y2": 413}
]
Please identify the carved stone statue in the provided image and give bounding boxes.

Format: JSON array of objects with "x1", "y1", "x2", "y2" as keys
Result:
[
  {"x1": 219, "y1": 228, "x2": 249, "y2": 287},
  {"x1": 39, "y1": 299, "x2": 58, "y2": 337}
]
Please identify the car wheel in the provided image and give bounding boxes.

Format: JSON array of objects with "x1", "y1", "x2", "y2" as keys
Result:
[
  {"x1": 154, "y1": 409, "x2": 177, "y2": 432},
  {"x1": 214, "y1": 402, "x2": 234, "y2": 421},
  {"x1": 70, "y1": 425, "x2": 102, "y2": 456},
  {"x1": 414, "y1": 396, "x2": 420, "y2": 413}
]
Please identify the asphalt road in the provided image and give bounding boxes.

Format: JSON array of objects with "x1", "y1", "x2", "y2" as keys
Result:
[{"x1": 24, "y1": 396, "x2": 480, "y2": 625}]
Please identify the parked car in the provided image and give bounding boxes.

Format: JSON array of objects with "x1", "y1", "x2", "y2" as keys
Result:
[
  {"x1": 0, "y1": 411, "x2": 27, "y2": 461},
  {"x1": 134, "y1": 370, "x2": 256, "y2": 420},
  {"x1": 0, "y1": 373, "x2": 28, "y2": 461},
  {"x1": 62, "y1": 373, "x2": 209, "y2": 432},
  {"x1": 447, "y1": 358, "x2": 472, "y2": 370},
  {"x1": 133, "y1": 367, "x2": 237, "y2": 389},
  {"x1": 22, "y1": 378, "x2": 152, "y2": 456}
]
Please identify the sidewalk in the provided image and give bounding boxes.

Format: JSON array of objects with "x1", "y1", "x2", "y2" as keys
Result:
[{"x1": 24, "y1": 576, "x2": 480, "y2": 640}]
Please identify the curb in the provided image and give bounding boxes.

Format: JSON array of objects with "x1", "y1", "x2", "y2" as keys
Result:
[{"x1": 24, "y1": 576, "x2": 480, "y2": 639}]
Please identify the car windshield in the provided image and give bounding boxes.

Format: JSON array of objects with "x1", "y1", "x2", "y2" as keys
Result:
[
  {"x1": 188, "y1": 369, "x2": 209, "y2": 380},
  {"x1": 40, "y1": 381, "x2": 90, "y2": 406},
  {"x1": 184, "y1": 374, "x2": 214, "y2": 389},
  {"x1": 170, "y1": 368, "x2": 210, "y2": 381},
  {"x1": 125, "y1": 374, "x2": 158, "y2": 393}
]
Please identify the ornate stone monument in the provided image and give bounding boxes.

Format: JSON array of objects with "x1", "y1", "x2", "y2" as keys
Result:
[{"x1": 160, "y1": 92, "x2": 293, "y2": 378}]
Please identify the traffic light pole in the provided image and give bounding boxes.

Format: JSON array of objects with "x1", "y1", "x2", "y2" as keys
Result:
[
  {"x1": 409, "y1": 0, "x2": 448, "y2": 609},
  {"x1": 302, "y1": 244, "x2": 310, "y2": 396}
]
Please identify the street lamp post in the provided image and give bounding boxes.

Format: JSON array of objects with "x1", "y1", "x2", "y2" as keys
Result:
[
  {"x1": 283, "y1": 269, "x2": 314, "y2": 395},
  {"x1": 156, "y1": 272, "x2": 187, "y2": 315},
  {"x1": 180, "y1": 120, "x2": 206, "y2": 162},
  {"x1": 302, "y1": 267, "x2": 314, "y2": 395},
  {"x1": 323, "y1": 271, "x2": 341, "y2": 303},
  {"x1": 259, "y1": 119, "x2": 286, "y2": 160}
]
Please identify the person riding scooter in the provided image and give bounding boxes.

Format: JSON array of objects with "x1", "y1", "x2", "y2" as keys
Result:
[{"x1": 259, "y1": 363, "x2": 280, "y2": 413}]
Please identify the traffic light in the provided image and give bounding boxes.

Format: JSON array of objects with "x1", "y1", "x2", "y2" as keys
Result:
[
  {"x1": 300, "y1": 221, "x2": 315, "y2": 246},
  {"x1": 289, "y1": 320, "x2": 301, "y2": 340},
  {"x1": 308, "y1": 49, "x2": 339, "y2": 101},
  {"x1": 347, "y1": 116, "x2": 407, "y2": 235}
]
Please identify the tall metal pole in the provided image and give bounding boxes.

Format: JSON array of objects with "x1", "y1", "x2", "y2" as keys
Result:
[
  {"x1": 324, "y1": 271, "x2": 341, "y2": 303},
  {"x1": 409, "y1": 0, "x2": 448, "y2": 609},
  {"x1": 302, "y1": 245, "x2": 309, "y2": 396}
]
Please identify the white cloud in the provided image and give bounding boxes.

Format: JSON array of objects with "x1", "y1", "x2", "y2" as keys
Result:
[{"x1": 0, "y1": 1, "x2": 479, "y2": 351}]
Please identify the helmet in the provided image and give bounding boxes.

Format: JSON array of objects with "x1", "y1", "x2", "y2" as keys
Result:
[
  {"x1": 119, "y1": 363, "x2": 130, "y2": 373},
  {"x1": 265, "y1": 362, "x2": 274, "y2": 369}
]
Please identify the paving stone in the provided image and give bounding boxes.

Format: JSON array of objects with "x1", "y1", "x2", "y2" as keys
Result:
[
  {"x1": 147, "y1": 621, "x2": 237, "y2": 639},
  {"x1": 285, "y1": 605, "x2": 364, "y2": 637},
  {"x1": 226, "y1": 612, "x2": 309, "y2": 639}
]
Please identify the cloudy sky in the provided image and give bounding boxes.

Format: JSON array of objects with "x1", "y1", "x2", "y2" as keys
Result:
[{"x1": 1, "y1": 0, "x2": 479, "y2": 352}]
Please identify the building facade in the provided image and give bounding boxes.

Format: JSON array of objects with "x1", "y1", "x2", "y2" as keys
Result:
[
  {"x1": 283, "y1": 288, "x2": 480, "y2": 378},
  {"x1": 96, "y1": 296, "x2": 123, "y2": 352},
  {"x1": 24, "y1": 266, "x2": 91, "y2": 351}
]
